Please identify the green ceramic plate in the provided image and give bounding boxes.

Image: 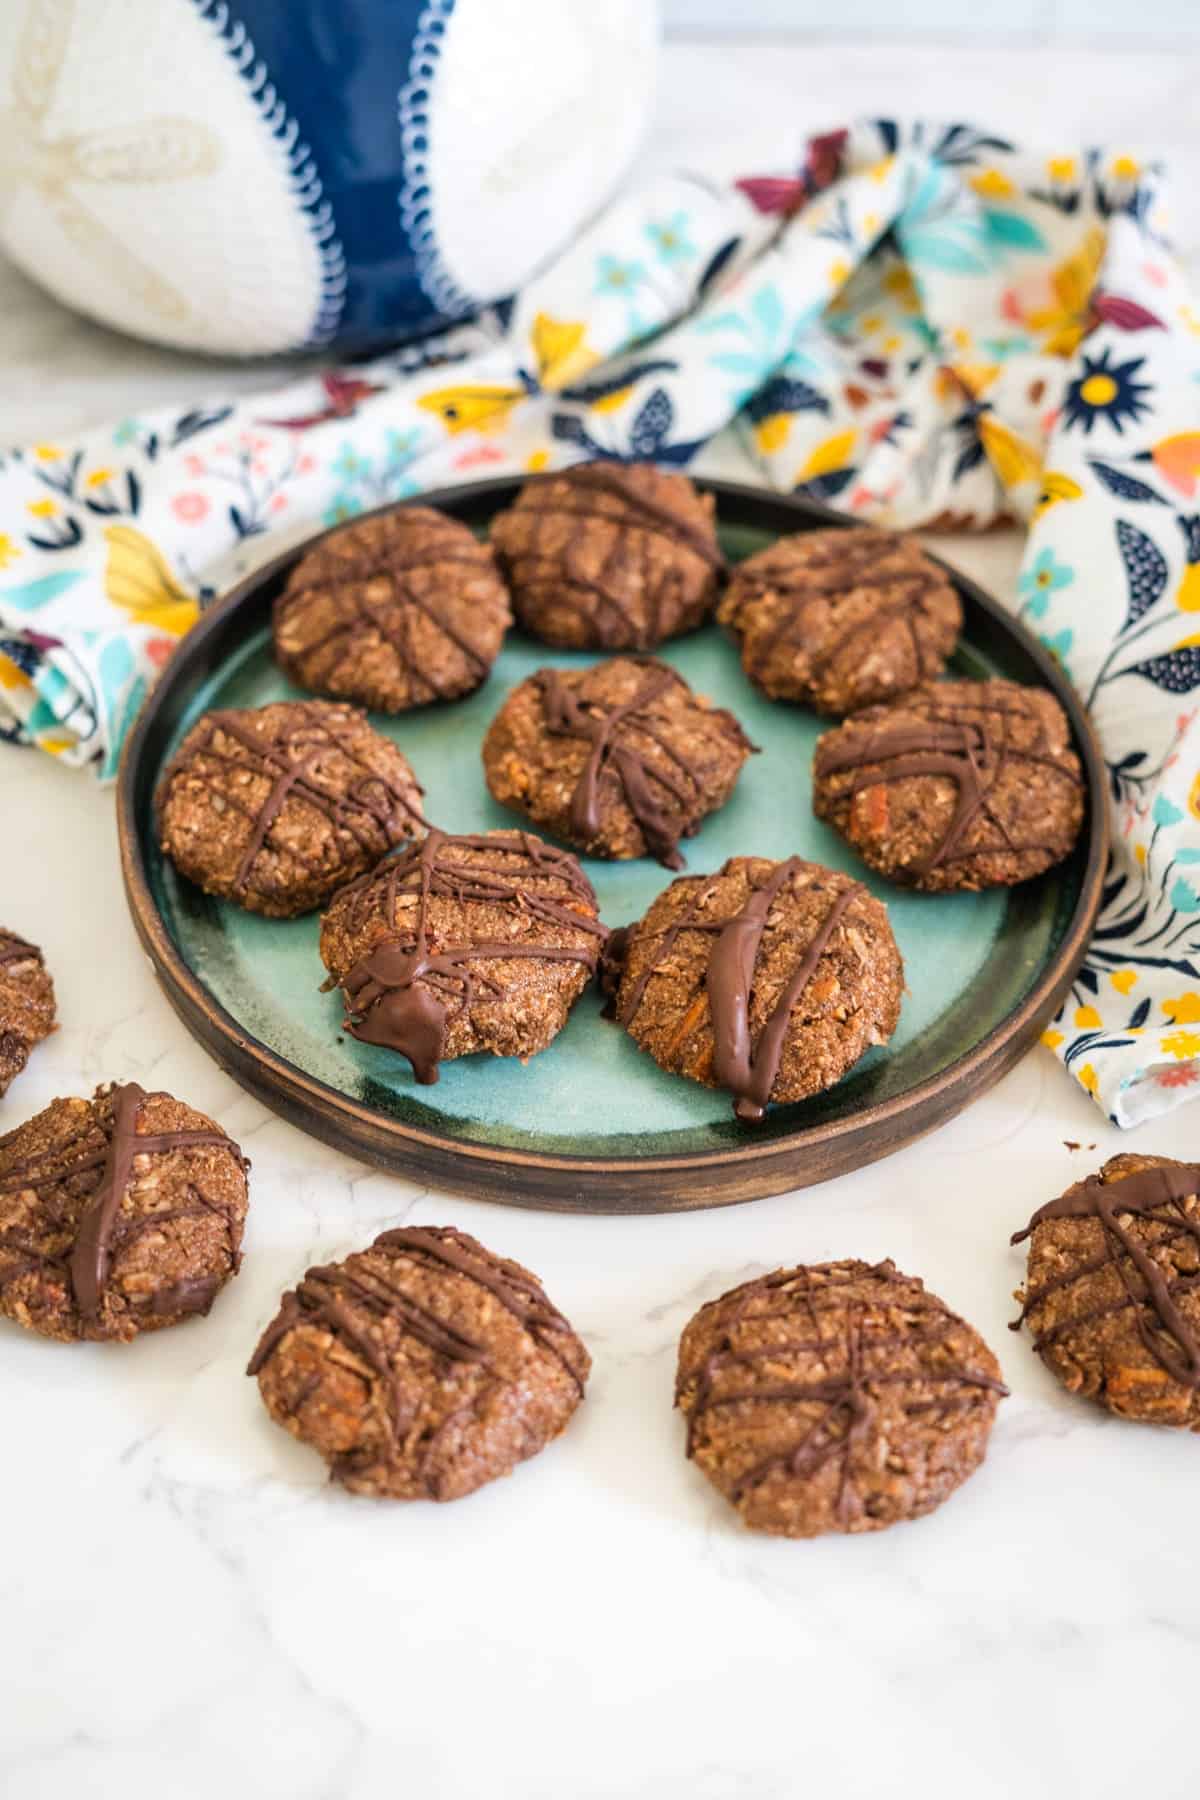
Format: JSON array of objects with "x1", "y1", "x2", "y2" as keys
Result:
[{"x1": 118, "y1": 478, "x2": 1107, "y2": 1211}]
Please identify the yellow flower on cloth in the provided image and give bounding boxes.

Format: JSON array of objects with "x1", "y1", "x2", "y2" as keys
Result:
[
  {"x1": 1032, "y1": 472, "x2": 1084, "y2": 522},
  {"x1": 529, "y1": 313, "x2": 598, "y2": 390},
  {"x1": 753, "y1": 413, "x2": 791, "y2": 454},
  {"x1": 796, "y1": 429, "x2": 857, "y2": 485},
  {"x1": 1020, "y1": 227, "x2": 1107, "y2": 357},
  {"x1": 416, "y1": 384, "x2": 529, "y2": 435},
  {"x1": 977, "y1": 414, "x2": 1042, "y2": 495},
  {"x1": 103, "y1": 527, "x2": 198, "y2": 637},
  {"x1": 970, "y1": 168, "x2": 1016, "y2": 201},
  {"x1": 0, "y1": 651, "x2": 33, "y2": 693}
]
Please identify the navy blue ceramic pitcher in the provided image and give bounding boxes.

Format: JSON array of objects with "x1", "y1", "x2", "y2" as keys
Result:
[{"x1": 0, "y1": 0, "x2": 657, "y2": 355}]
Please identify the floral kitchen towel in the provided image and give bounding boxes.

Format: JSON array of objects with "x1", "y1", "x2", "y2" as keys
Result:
[{"x1": 3, "y1": 117, "x2": 1200, "y2": 1127}]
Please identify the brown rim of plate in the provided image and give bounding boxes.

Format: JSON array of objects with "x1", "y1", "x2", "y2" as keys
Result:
[{"x1": 116, "y1": 476, "x2": 1109, "y2": 1214}]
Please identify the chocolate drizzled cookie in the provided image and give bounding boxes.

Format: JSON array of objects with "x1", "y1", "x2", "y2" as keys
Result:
[
  {"x1": 482, "y1": 656, "x2": 755, "y2": 869},
  {"x1": 273, "y1": 506, "x2": 512, "y2": 713},
  {"x1": 812, "y1": 678, "x2": 1084, "y2": 892},
  {"x1": 320, "y1": 827, "x2": 606, "y2": 1083},
  {"x1": 603, "y1": 855, "x2": 902, "y2": 1121},
  {"x1": 677, "y1": 1259, "x2": 1007, "y2": 1537},
  {"x1": 0, "y1": 929, "x2": 56, "y2": 1098},
  {"x1": 717, "y1": 525, "x2": 962, "y2": 715},
  {"x1": 490, "y1": 461, "x2": 724, "y2": 650},
  {"x1": 249, "y1": 1224, "x2": 590, "y2": 1500},
  {"x1": 156, "y1": 699, "x2": 424, "y2": 917},
  {"x1": 0, "y1": 1082, "x2": 248, "y2": 1343},
  {"x1": 1012, "y1": 1153, "x2": 1200, "y2": 1428}
]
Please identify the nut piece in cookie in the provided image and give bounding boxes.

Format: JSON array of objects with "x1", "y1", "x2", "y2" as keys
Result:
[
  {"x1": 0, "y1": 929, "x2": 56, "y2": 1098},
  {"x1": 812, "y1": 678, "x2": 1084, "y2": 892},
  {"x1": 0, "y1": 1082, "x2": 248, "y2": 1343},
  {"x1": 156, "y1": 699, "x2": 424, "y2": 917},
  {"x1": 249, "y1": 1224, "x2": 590, "y2": 1500},
  {"x1": 605, "y1": 855, "x2": 902, "y2": 1121},
  {"x1": 717, "y1": 525, "x2": 962, "y2": 715},
  {"x1": 273, "y1": 506, "x2": 512, "y2": 712},
  {"x1": 677, "y1": 1258, "x2": 1007, "y2": 1537},
  {"x1": 320, "y1": 827, "x2": 607, "y2": 1084},
  {"x1": 1012, "y1": 1152, "x2": 1200, "y2": 1428},
  {"x1": 490, "y1": 461, "x2": 724, "y2": 650},
  {"x1": 482, "y1": 655, "x2": 756, "y2": 869}
]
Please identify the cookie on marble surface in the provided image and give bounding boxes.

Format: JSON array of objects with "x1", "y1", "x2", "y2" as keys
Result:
[
  {"x1": 602, "y1": 856, "x2": 902, "y2": 1122},
  {"x1": 717, "y1": 525, "x2": 961, "y2": 715},
  {"x1": 677, "y1": 1258, "x2": 1007, "y2": 1537},
  {"x1": 1012, "y1": 1152, "x2": 1200, "y2": 1429},
  {"x1": 811, "y1": 678, "x2": 1084, "y2": 892},
  {"x1": 156, "y1": 699, "x2": 424, "y2": 918},
  {"x1": 249, "y1": 1224, "x2": 589, "y2": 1500},
  {"x1": 273, "y1": 506, "x2": 512, "y2": 712},
  {"x1": 481, "y1": 655, "x2": 756, "y2": 869},
  {"x1": 0, "y1": 929, "x2": 56, "y2": 1098},
  {"x1": 489, "y1": 461, "x2": 724, "y2": 650},
  {"x1": 0, "y1": 1082, "x2": 248, "y2": 1343},
  {"x1": 320, "y1": 827, "x2": 606, "y2": 1084}
]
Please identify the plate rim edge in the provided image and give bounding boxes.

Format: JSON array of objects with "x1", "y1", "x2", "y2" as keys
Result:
[{"x1": 115, "y1": 475, "x2": 1110, "y2": 1212}]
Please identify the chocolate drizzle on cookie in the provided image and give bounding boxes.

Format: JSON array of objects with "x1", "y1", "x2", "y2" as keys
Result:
[
  {"x1": 614, "y1": 858, "x2": 868, "y2": 1122},
  {"x1": 157, "y1": 703, "x2": 424, "y2": 895},
  {"x1": 375, "y1": 1227, "x2": 586, "y2": 1392},
  {"x1": 678, "y1": 1260, "x2": 1008, "y2": 1527},
  {"x1": 0, "y1": 928, "x2": 54, "y2": 1097},
  {"x1": 69, "y1": 1083, "x2": 237, "y2": 1321},
  {"x1": 0, "y1": 1083, "x2": 243, "y2": 1325},
  {"x1": 738, "y1": 531, "x2": 945, "y2": 687},
  {"x1": 494, "y1": 463, "x2": 723, "y2": 649},
  {"x1": 246, "y1": 1224, "x2": 587, "y2": 1468},
  {"x1": 1012, "y1": 1162, "x2": 1200, "y2": 1388},
  {"x1": 0, "y1": 930, "x2": 40, "y2": 968},
  {"x1": 536, "y1": 660, "x2": 753, "y2": 869},
  {"x1": 550, "y1": 464, "x2": 727, "y2": 571},
  {"x1": 814, "y1": 690, "x2": 1083, "y2": 874},
  {"x1": 331, "y1": 829, "x2": 606, "y2": 1084},
  {"x1": 274, "y1": 510, "x2": 502, "y2": 703}
]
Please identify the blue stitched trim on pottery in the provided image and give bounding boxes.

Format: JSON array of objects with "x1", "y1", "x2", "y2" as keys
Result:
[
  {"x1": 397, "y1": 0, "x2": 469, "y2": 321},
  {"x1": 192, "y1": 0, "x2": 349, "y2": 347}
]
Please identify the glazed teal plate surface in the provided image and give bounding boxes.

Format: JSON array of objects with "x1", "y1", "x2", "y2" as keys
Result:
[{"x1": 119, "y1": 479, "x2": 1105, "y2": 1208}]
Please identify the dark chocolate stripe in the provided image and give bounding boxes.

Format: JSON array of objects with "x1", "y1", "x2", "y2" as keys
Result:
[
  {"x1": 332, "y1": 828, "x2": 605, "y2": 1085},
  {"x1": 1012, "y1": 1163, "x2": 1200, "y2": 1387},
  {"x1": 680, "y1": 1262, "x2": 1005, "y2": 1525}
]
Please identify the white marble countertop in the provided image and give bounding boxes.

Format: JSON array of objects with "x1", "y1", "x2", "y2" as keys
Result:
[{"x1": 3, "y1": 37, "x2": 1200, "y2": 1800}]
